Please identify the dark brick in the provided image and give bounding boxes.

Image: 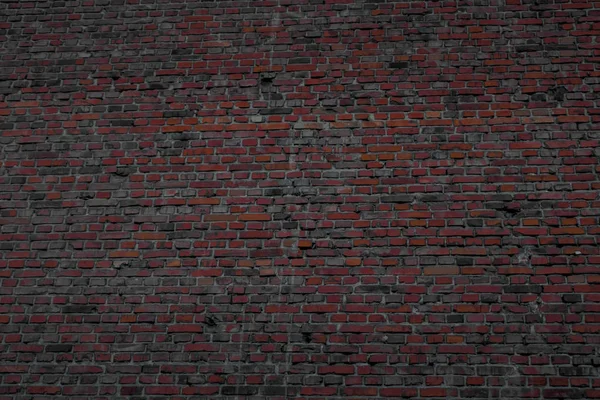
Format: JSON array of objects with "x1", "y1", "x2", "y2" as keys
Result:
[
  {"x1": 46, "y1": 345, "x2": 73, "y2": 352},
  {"x1": 62, "y1": 306, "x2": 97, "y2": 314},
  {"x1": 381, "y1": 195, "x2": 413, "y2": 203},
  {"x1": 504, "y1": 285, "x2": 543, "y2": 294}
]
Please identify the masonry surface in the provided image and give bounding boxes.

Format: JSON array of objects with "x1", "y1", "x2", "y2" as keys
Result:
[{"x1": 1, "y1": 0, "x2": 600, "y2": 399}]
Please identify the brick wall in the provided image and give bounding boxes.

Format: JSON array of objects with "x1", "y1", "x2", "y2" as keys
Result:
[{"x1": 1, "y1": 0, "x2": 600, "y2": 398}]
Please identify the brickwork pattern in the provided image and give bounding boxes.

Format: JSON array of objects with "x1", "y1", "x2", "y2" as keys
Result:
[{"x1": 1, "y1": 0, "x2": 600, "y2": 398}]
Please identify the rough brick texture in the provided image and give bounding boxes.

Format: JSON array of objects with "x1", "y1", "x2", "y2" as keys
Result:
[{"x1": 1, "y1": 0, "x2": 600, "y2": 398}]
